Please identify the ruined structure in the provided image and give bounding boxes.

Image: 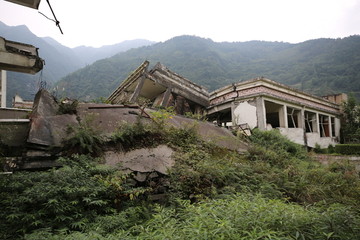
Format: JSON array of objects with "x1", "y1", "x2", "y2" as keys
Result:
[
  {"x1": 108, "y1": 61, "x2": 209, "y2": 115},
  {"x1": 208, "y1": 78, "x2": 342, "y2": 148},
  {"x1": 12, "y1": 94, "x2": 34, "y2": 109},
  {"x1": 0, "y1": 36, "x2": 44, "y2": 107},
  {"x1": 110, "y1": 62, "x2": 344, "y2": 148}
]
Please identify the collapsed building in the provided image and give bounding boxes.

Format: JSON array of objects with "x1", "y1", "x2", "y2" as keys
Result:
[
  {"x1": 108, "y1": 61, "x2": 345, "y2": 148},
  {"x1": 108, "y1": 61, "x2": 209, "y2": 115}
]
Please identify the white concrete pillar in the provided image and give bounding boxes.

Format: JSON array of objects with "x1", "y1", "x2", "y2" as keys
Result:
[
  {"x1": 256, "y1": 97, "x2": 266, "y2": 130},
  {"x1": 335, "y1": 118, "x2": 341, "y2": 138},
  {"x1": 1, "y1": 70, "x2": 6, "y2": 108},
  {"x1": 315, "y1": 112, "x2": 320, "y2": 133},
  {"x1": 284, "y1": 105, "x2": 288, "y2": 128},
  {"x1": 328, "y1": 116, "x2": 333, "y2": 138},
  {"x1": 300, "y1": 107, "x2": 305, "y2": 129}
]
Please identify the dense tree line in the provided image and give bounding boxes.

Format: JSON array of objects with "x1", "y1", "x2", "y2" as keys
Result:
[{"x1": 55, "y1": 35, "x2": 360, "y2": 101}]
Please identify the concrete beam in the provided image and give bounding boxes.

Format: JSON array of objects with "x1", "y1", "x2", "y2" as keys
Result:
[{"x1": 129, "y1": 75, "x2": 146, "y2": 103}]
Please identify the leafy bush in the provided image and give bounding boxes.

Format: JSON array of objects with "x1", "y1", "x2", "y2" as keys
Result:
[
  {"x1": 64, "y1": 117, "x2": 104, "y2": 156},
  {"x1": 110, "y1": 118, "x2": 162, "y2": 151},
  {"x1": 26, "y1": 194, "x2": 360, "y2": 240},
  {"x1": 3, "y1": 117, "x2": 360, "y2": 239},
  {"x1": 334, "y1": 144, "x2": 360, "y2": 155},
  {"x1": 0, "y1": 155, "x2": 150, "y2": 239}
]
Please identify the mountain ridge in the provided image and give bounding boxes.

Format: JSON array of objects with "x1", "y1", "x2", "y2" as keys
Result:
[
  {"x1": 55, "y1": 34, "x2": 360, "y2": 101},
  {"x1": 0, "y1": 21, "x2": 154, "y2": 105}
]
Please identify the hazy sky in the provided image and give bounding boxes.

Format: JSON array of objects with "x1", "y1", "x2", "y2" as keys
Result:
[{"x1": 0, "y1": 0, "x2": 359, "y2": 48}]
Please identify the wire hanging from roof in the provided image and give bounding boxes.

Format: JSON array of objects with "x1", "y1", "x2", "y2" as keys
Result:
[{"x1": 38, "y1": 0, "x2": 63, "y2": 34}]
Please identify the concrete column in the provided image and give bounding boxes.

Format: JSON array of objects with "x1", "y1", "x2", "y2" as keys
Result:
[
  {"x1": 328, "y1": 116, "x2": 333, "y2": 138},
  {"x1": 335, "y1": 118, "x2": 341, "y2": 138},
  {"x1": 160, "y1": 87, "x2": 172, "y2": 107},
  {"x1": 129, "y1": 75, "x2": 145, "y2": 103},
  {"x1": 299, "y1": 107, "x2": 305, "y2": 129},
  {"x1": 231, "y1": 102, "x2": 236, "y2": 126},
  {"x1": 279, "y1": 105, "x2": 288, "y2": 128},
  {"x1": 1, "y1": 70, "x2": 6, "y2": 108},
  {"x1": 256, "y1": 97, "x2": 266, "y2": 130},
  {"x1": 315, "y1": 112, "x2": 320, "y2": 133}
]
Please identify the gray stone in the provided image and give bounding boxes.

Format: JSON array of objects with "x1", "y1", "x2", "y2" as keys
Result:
[
  {"x1": 28, "y1": 114, "x2": 78, "y2": 146},
  {"x1": 149, "y1": 172, "x2": 159, "y2": 179},
  {"x1": 31, "y1": 89, "x2": 59, "y2": 117},
  {"x1": 134, "y1": 172, "x2": 148, "y2": 182},
  {"x1": 104, "y1": 145, "x2": 175, "y2": 175}
]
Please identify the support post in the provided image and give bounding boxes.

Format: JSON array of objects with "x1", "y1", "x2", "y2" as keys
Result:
[
  {"x1": 160, "y1": 87, "x2": 172, "y2": 107},
  {"x1": 1, "y1": 70, "x2": 6, "y2": 108},
  {"x1": 129, "y1": 75, "x2": 145, "y2": 103},
  {"x1": 256, "y1": 97, "x2": 266, "y2": 130}
]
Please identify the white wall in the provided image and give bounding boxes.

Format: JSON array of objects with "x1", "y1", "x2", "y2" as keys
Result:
[
  {"x1": 279, "y1": 127, "x2": 305, "y2": 145},
  {"x1": 233, "y1": 101, "x2": 258, "y2": 129},
  {"x1": 306, "y1": 133, "x2": 337, "y2": 148}
]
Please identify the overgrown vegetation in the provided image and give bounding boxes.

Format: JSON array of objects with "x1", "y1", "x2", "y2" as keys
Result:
[
  {"x1": 1, "y1": 117, "x2": 360, "y2": 239},
  {"x1": 63, "y1": 116, "x2": 104, "y2": 156},
  {"x1": 342, "y1": 94, "x2": 360, "y2": 143}
]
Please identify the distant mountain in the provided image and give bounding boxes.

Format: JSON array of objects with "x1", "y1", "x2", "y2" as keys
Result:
[
  {"x1": 0, "y1": 21, "x2": 154, "y2": 105},
  {"x1": 55, "y1": 35, "x2": 360, "y2": 101},
  {"x1": 72, "y1": 39, "x2": 155, "y2": 65}
]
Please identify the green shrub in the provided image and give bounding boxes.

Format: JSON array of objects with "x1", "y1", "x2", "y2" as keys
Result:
[
  {"x1": 0, "y1": 155, "x2": 152, "y2": 239},
  {"x1": 64, "y1": 117, "x2": 104, "y2": 156},
  {"x1": 249, "y1": 129, "x2": 308, "y2": 161},
  {"x1": 334, "y1": 144, "x2": 360, "y2": 155},
  {"x1": 314, "y1": 143, "x2": 327, "y2": 154},
  {"x1": 110, "y1": 118, "x2": 163, "y2": 151}
]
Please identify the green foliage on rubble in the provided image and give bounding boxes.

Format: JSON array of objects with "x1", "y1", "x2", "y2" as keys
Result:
[
  {"x1": 1, "y1": 122, "x2": 360, "y2": 239},
  {"x1": 63, "y1": 116, "x2": 104, "y2": 156}
]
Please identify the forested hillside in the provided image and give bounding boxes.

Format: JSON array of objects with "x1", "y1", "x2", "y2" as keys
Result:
[{"x1": 55, "y1": 35, "x2": 360, "y2": 101}]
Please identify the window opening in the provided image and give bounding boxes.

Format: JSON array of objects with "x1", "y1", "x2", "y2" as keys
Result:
[
  {"x1": 331, "y1": 117, "x2": 336, "y2": 137},
  {"x1": 265, "y1": 101, "x2": 282, "y2": 128},
  {"x1": 305, "y1": 111, "x2": 317, "y2": 133},
  {"x1": 319, "y1": 115, "x2": 330, "y2": 137},
  {"x1": 287, "y1": 107, "x2": 301, "y2": 128}
]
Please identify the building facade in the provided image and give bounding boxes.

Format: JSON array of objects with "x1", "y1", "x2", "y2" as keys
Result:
[{"x1": 207, "y1": 77, "x2": 342, "y2": 148}]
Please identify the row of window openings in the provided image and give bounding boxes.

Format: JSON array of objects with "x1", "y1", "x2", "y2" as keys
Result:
[{"x1": 266, "y1": 106, "x2": 335, "y2": 137}]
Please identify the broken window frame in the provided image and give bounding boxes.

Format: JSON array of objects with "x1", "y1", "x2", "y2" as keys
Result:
[
  {"x1": 305, "y1": 111, "x2": 317, "y2": 133},
  {"x1": 331, "y1": 117, "x2": 336, "y2": 137},
  {"x1": 287, "y1": 107, "x2": 301, "y2": 128},
  {"x1": 319, "y1": 114, "x2": 330, "y2": 137}
]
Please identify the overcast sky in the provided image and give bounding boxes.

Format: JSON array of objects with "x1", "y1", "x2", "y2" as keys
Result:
[{"x1": 0, "y1": 0, "x2": 359, "y2": 48}]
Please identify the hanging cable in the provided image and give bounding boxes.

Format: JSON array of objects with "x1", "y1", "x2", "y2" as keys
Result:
[
  {"x1": 37, "y1": 70, "x2": 47, "y2": 90},
  {"x1": 38, "y1": 0, "x2": 63, "y2": 34}
]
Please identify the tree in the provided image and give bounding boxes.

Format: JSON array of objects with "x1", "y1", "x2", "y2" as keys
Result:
[{"x1": 341, "y1": 94, "x2": 360, "y2": 143}]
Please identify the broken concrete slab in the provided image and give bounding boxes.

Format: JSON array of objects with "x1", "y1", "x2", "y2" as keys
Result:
[
  {"x1": 27, "y1": 89, "x2": 79, "y2": 147},
  {"x1": 28, "y1": 114, "x2": 78, "y2": 146},
  {"x1": 104, "y1": 145, "x2": 175, "y2": 175},
  {"x1": 31, "y1": 89, "x2": 59, "y2": 117}
]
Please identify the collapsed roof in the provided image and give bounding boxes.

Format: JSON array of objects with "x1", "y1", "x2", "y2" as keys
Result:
[{"x1": 108, "y1": 61, "x2": 209, "y2": 115}]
